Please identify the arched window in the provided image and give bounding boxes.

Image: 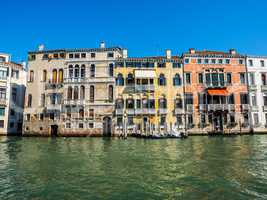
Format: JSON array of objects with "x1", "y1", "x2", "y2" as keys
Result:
[
  {"x1": 159, "y1": 74, "x2": 166, "y2": 86},
  {"x1": 74, "y1": 86, "x2": 79, "y2": 100},
  {"x1": 69, "y1": 65, "x2": 73, "y2": 78},
  {"x1": 74, "y1": 65, "x2": 79, "y2": 78},
  {"x1": 159, "y1": 98, "x2": 167, "y2": 108},
  {"x1": 67, "y1": 86, "x2": 72, "y2": 100},
  {"x1": 90, "y1": 85, "x2": 94, "y2": 102},
  {"x1": 108, "y1": 85, "x2": 113, "y2": 102},
  {"x1": 79, "y1": 109, "x2": 84, "y2": 119},
  {"x1": 109, "y1": 63, "x2": 114, "y2": 77},
  {"x1": 126, "y1": 73, "x2": 134, "y2": 85},
  {"x1": 66, "y1": 106, "x2": 71, "y2": 118},
  {"x1": 81, "y1": 65, "x2": 85, "y2": 79},
  {"x1": 42, "y1": 70, "x2": 47, "y2": 82},
  {"x1": 173, "y1": 73, "x2": 181, "y2": 86},
  {"x1": 58, "y1": 69, "x2": 63, "y2": 83},
  {"x1": 116, "y1": 73, "x2": 124, "y2": 86},
  {"x1": 80, "y1": 85, "x2": 85, "y2": 100},
  {"x1": 90, "y1": 64, "x2": 95, "y2": 77},
  {"x1": 28, "y1": 94, "x2": 32, "y2": 107},
  {"x1": 52, "y1": 69, "x2": 57, "y2": 83},
  {"x1": 29, "y1": 70, "x2": 34, "y2": 82}
]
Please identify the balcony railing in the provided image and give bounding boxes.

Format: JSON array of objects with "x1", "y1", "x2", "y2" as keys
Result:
[
  {"x1": 0, "y1": 98, "x2": 7, "y2": 106},
  {"x1": 261, "y1": 85, "x2": 267, "y2": 91},
  {"x1": 46, "y1": 104, "x2": 61, "y2": 111},
  {"x1": 208, "y1": 104, "x2": 229, "y2": 111},
  {"x1": 64, "y1": 78, "x2": 86, "y2": 83},
  {"x1": 174, "y1": 108, "x2": 183, "y2": 114},
  {"x1": 240, "y1": 104, "x2": 250, "y2": 112},
  {"x1": 251, "y1": 105, "x2": 259, "y2": 112},
  {"x1": 204, "y1": 82, "x2": 227, "y2": 88},
  {"x1": 135, "y1": 85, "x2": 155, "y2": 92},
  {"x1": 45, "y1": 83, "x2": 64, "y2": 90},
  {"x1": 158, "y1": 108, "x2": 168, "y2": 114},
  {"x1": 186, "y1": 105, "x2": 194, "y2": 112},
  {"x1": 249, "y1": 85, "x2": 257, "y2": 91},
  {"x1": 263, "y1": 106, "x2": 267, "y2": 112},
  {"x1": 135, "y1": 108, "x2": 156, "y2": 115},
  {"x1": 63, "y1": 99, "x2": 86, "y2": 105}
]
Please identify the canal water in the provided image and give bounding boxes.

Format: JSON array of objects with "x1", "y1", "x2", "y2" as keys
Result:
[{"x1": 0, "y1": 136, "x2": 266, "y2": 200}]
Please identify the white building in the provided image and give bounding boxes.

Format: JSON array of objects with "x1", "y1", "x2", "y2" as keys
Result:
[
  {"x1": 0, "y1": 53, "x2": 27, "y2": 135},
  {"x1": 247, "y1": 56, "x2": 267, "y2": 132}
]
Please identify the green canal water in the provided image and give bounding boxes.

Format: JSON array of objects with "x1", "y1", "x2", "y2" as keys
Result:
[{"x1": 0, "y1": 136, "x2": 266, "y2": 200}]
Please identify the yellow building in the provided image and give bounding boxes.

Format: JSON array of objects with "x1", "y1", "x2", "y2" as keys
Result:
[{"x1": 114, "y1": 50, "x2": 184, "y2": 135}]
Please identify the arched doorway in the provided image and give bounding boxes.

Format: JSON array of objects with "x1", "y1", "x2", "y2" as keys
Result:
[
  {"x1": 103, "y1": 116, "x2": 112, "y2": 136},
  {"x1": 51, "y1": 125, "x2": 58, "y2": 136}
]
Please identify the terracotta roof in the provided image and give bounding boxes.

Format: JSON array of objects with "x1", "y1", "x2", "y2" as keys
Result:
[{"x1": 183, "y1": 49, "x2": 245, "y2": 58}]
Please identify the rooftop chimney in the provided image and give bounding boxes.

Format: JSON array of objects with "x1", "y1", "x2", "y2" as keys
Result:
[
  {"x1": 189, "y1": 48, "x2": 195, "y2": 54},
  {"x1": 229, "y1": 49, "x2": 236, "y2": 55},
  {"x1": 38, "y1": 44, "x2": 45, "y2": 51},
  {"x1": 166, "y1": 49, "x2": 171, "y2": 59},
  {"x1": 122, "y1": 49, "x2": 128, "y2": 59},
  {"x1": 100, "y1": 41, "x2": 105, "y2": 48}
]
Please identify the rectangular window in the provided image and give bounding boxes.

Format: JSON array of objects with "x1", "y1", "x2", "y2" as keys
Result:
[
  {"x1": 184, "y1": 59, "x2": 189, "y2": 64},
  {"x1": 79, "y1": 123, "x2": 84, "y2": 129},
  {"x1": 240, "y1": 93, "x2": 248, "y2": 104},
  {"x1": 117, "y1": 117, "x2": 123, "y2": 126},
  {"x1": 197, "y1": 59, "x2": 202, "y2": 64},
  {"x1": 251, "y1": 95, "x2": 257, "y2": 106},
  {"x1": 187, "y1": 114, "x2": 193, "y2": 125},
  {"x1": 12, "y1": 88, "x2": 17, "y2": 103},
  {"x1": 204, "y1": 59, "x2": 209, "y2": 64},
  {"x1": 185, "y1": 73, "x2": 191, "y2": 84},
  {"x1": 249, "y1": 73, "x2": 255, "y2": 85},
  {"x1": 69, "y1": 54, "x2": 73, "y2": 58},
  {"x1": 89, "y1": 109, "x2": 94, "y2": 120},
  {"x1": 91, "y1": 53, "x2": 96, "y2": 58},
  {"x1": 249, "y1": 60, "x2": 253, "y2": 66},
  {"x1": 11, "y1": 69, "x2": 19, "y2": 79},
  {"x1": 0, "y1": 88, "x2": 6, "y2": 99},
  {"x1": 0, "y1": 107, "x2": 5, "y2": 116},
  {"x1": 239, "y1": 59, "x2": 244, "y2": 65},
  {"x1": 81, "y1": 53, "x2": 86, "y2": 58},
  {"x1": 239, "y1": 73, "x2": 246, "y2": 84},
  {"x1": 66, "y1": 123, "x2": 71, "y2": 128},
  {"x1": 226, "y1": 73, "x2": 232, "y2": 84},
  {"x1": 198, "y1": 73, "x2": 203, "y2": 84},
  {"x1": 173, "y1": 63, "x2": 181, "y2": 68},
  {"x1": 261, "y1": 60, "x2": 265, "y2": 67},
  {"x1": 254, "y1": 113, "x2": 259, "y2": 125},
  {"x1": 185, "y1": 93, "x2": 193, "y2": 105},
  {"x1": 263, "y1": 96, "x2": 267, "y2": 106},
  {"x1": 228, "y1": 94, "x2": 235, "y2": 104},
  {"x1": 211, "y1": 59, "x2": 216, "y2": 64},
  {"x1": 225, "y1": 59, "x2": 230, "y2": 64},
  {"x1": 160, "y1": 116, "x2": 166, "y2": 126},
  {"x1": 218, "y1": 59, "x2": 223, "y2": 64},
  {"x1": 89, "y1": 123, "x2": 94, "y2": 128},
  {"x1": 74, "y1": 53, "x2": 80, "y2": 58},
  {"x1": 107, "y1": 52, "x2": 114, "y2": 58},
  {"x1": 0, "y1": 120, "x2": 4, "y2": 128}
]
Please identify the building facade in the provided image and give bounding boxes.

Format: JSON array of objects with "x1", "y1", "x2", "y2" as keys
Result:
[
  {"x1": 23, "y1": 43, "x2": 124, "y2": 136},
  {"x1": 246, "y1": 56, "x2": 267, "y2": 132},
  {"x1": 114, "y1": 50, "x2": 184, "y2": 135},
  {"x1": 182, "y1": 49, "x2": 250, "y2": 134},
  {"x1": 0, "y1": 53, "x2": 27, "y2": 135}
]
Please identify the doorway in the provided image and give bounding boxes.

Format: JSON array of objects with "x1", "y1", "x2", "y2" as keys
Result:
[
  {"x1": 51, "y1": 125, "x2": 58, "y2": 136},
  {"x1": 213, "y1": 112, "x2": 223, "y2": 132},
  {"x1": 103, "y1": 117, "x2": 112, "y2": 136}
]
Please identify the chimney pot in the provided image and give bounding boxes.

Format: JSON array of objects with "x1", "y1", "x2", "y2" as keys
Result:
[
  {"x1": 166, "y1": 49, "x2": 171, "y2": 59},
  {"x1": 189, "y1": 48, "x2": 195, "y2": 54}
]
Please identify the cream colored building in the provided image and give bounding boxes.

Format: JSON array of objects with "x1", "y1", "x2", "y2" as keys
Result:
[
  {"x1": 114, "y1": 50, "x2": 184, "y2": 135},
  {"x1": 0, "y1": 53, "x2": 27, "y2": 135},
  {"x1": 23, "y1": 43, "x2": 124, "y2": 136}
]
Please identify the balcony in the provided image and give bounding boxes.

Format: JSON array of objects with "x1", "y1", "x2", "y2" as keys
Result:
[
  {"x1": 198, "y1": 104, "x2": 206, "y2": 111},
  {"x1": 158, "y1": 108, "x2": 168, "y2": 114},
  {"x1": 208, "y1": 104, "x2": 229, "y2": 111},
  {"x1": 63, "y1": 99, "x2": 85, "y2": 105},
  {"x1": 0, "y1": 98, "x2": 7, "y2": 106},
  {"x1": 46, "y1": 104, "x2": 61, "y2": 111},
  {"x1": 251, "y1": 105, "x2": 259, "y2": 112},
  {"x1": 174, "y1": 108, "x2": 183, "y2": 114},
  {"x1": 186, "y1": 105, "x2": 194, "y2": 112},
  {"x1": 115, "y1": 109, "x2": 123, "y2": 115},
  {"x1": 263, "y1": 106, "x2": 267, "y2": 112},
  {"x1": 123, "y1": 85, "x2": 155, "y2": 94},
  {"x1": 64, "y1": 78, "x2": 86, "y2": 83},
  {"x1": 204, "y1": 83, "x2": 227, "y2": 88},
  {"x1": 249, "y1": 85, "x2": 257, "y2": 91},
  {"x1": 87, "y1": 77, "x2": 114, "y2": 83},
  {"x1": 135, "y1": 108, "x2": 156, "y2": 115},
  {"x1": 240, "y1": 104, "x2": 250, "y2": 112},
  {"x1": 45, "y1": 83, "x2": 64, "y2": 90},
  {"x1": 261, "y1": 85, "x2": 267, "y2": 91}
]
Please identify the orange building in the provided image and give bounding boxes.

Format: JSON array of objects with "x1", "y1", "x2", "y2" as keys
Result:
[{"x1": 182, "y1": 49, "x2": 250, "y2": 134}]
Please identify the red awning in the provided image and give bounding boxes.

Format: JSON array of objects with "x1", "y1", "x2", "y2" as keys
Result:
[{"x1": 207, "y1": 89, "x2": 228, "y2": 96}]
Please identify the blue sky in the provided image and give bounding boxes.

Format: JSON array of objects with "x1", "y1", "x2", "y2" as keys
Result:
[{"x1": 1, "y1": 0, "x2": 267, "y2": 62}]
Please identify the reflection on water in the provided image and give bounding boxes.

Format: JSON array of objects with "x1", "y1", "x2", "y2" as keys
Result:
[{"x1": 0, "y1": 136, "x2": 266, "y2": 199}]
